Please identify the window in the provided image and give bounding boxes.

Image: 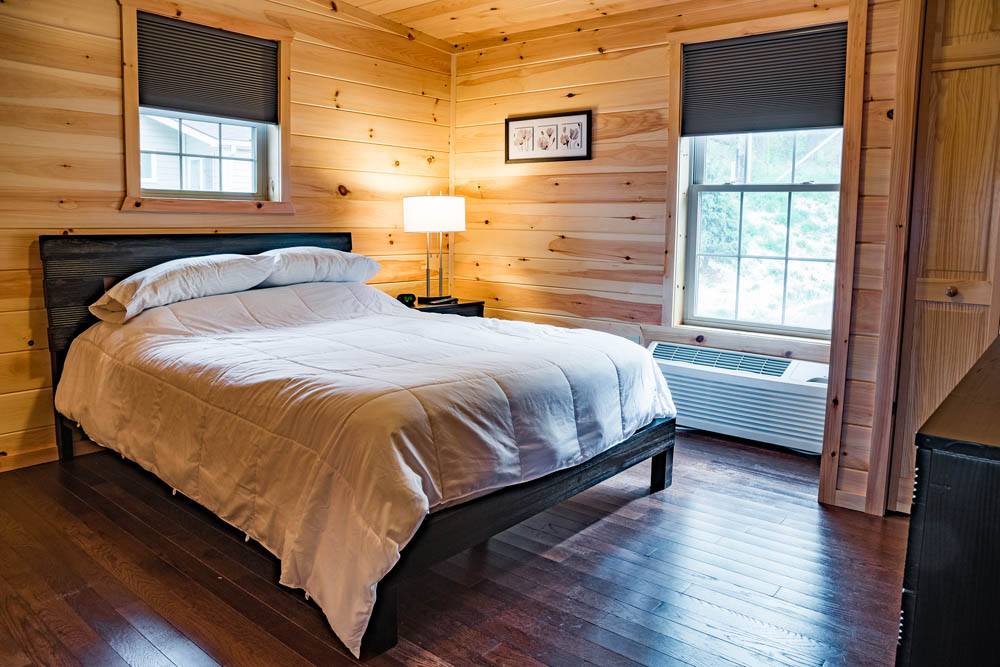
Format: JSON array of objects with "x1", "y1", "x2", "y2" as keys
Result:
[
  {"x1": 684, "y1": 128, "x2": 843, "y2": 337},
  {"x1": 139, "y1": 109, "x2": 267, "y2": 199},
  {"x1": 120, "y1": 6, "x2": 291, "y2": 212}
]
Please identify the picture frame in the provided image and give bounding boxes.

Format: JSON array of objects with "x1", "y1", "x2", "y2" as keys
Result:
[{"x1": 505, "y1": 110, "x2": 592, "y2": 164}]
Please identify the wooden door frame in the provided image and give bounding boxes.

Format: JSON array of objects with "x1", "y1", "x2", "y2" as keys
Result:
[
  {"x1": 815, "y1": 0, "x2": 868, "y2": 507},
  {"x1": 862, "y1": 0, "x2": 928, "y2": 514}
]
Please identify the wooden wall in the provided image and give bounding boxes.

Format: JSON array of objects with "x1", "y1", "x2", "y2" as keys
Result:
[
  {"x1": 451, "y1": 0, "x2": 909, "y2": 512},
  {"x1": 0, "y1": 0, "x2": 452, "y2": 471}
]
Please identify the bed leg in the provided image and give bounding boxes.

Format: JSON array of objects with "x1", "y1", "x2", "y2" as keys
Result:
[
  {"x1": 361, "y1": 583, "x2": 398, "y2": 656},
  {"x1": 650, "y1": 447, "x2": 673, "y2": 493},
  {"x1": 55, "y1": 416, "x2": 74, "y2": 461}
]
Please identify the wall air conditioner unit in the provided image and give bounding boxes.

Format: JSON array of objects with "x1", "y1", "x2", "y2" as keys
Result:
[{"x1": 649, "y1": 342, "x2": 829, "y2": 455}]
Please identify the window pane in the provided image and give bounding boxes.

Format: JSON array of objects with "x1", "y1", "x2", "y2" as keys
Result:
[
  {"x1": 737, "y1": 258, "x2": 784, "y2": 324},
  {"x1": 139, "y1": 114, "x2": 179, "y2": 152},
  {"x1": 182, "y1": 120, "x2": 220, "y2": 156},
  {"x1": 222, "y1": 124, "x2": 254, "y2": 159},
  {"x1": 793, "y1": 128, "x2": 843, "y2": 183},
  {"x1": 183, "y1": 156, "x2": 220, "y2": 191},
  {"x1": 702, "y1": 134, "x2": 746, "y2": 184},
  {"x1": 222, "y1": 159, "x2": 255, "y2": 193},
  {"x1": 694, "y1": 256, "x2": 737, "y2": 320},
  {"x1": 789, "y1": 191, "x2": 839, "y2": 259},
  {"x1": 747, "y1": 131, "x2": 794, "y2": 184},
  {"x1": 741, "y1": 192, "x2": 788, "y2": 257},
  {"x1": 785, "y1": 260, "x2": 834, "y2": 329},
  {"x1": 140, "y1": 153, "x2": 179, "y2": 189},
  {"x1": 698, "y1": 192, "x2": 740, "y2": 254}
]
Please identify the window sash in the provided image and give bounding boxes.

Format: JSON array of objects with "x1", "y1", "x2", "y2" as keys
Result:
[
  {"x1": 683, "y1": 184, "x2": 840, "y2": 339},
  {"x1": 138, "y1": 107, "x2": 267, "y2": 200}
]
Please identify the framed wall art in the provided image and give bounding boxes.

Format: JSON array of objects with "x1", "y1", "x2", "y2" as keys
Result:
[{"x1": 505, "y1": 110, "x2": 592, "y2": 164}]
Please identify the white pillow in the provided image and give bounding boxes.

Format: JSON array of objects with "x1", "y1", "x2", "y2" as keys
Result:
[
  {"x1": 258, "y1": 246, "x2": 380, "y2": 287},
  {"x1": 89, "y1": 253, "x2": 275, "y2": 324}
]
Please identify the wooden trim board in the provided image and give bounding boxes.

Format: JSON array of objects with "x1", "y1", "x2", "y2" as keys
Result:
[
  {"x1": 818, "y1": 0, "x2": 868, "y2": 506},
  {"x1": 865, "y1": 0, "x2": 925, "y2": 515}
]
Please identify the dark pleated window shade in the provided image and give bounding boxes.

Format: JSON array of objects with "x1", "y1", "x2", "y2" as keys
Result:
[
  {"x1": 681, "y1": 23, "x2": 848, "y2": 137},
  {"x1": 137, "y1": 12, "x2": 278, "y2": 124}
]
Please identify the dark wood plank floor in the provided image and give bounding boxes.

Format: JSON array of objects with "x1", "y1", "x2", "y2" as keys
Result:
[{"x1": 0, "y1": 431, "x2": 908, "y2": 667}]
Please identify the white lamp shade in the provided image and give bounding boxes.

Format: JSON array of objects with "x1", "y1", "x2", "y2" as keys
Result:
[{"x1": 403, "y1": 195, "x2": 465, "y2": 233}]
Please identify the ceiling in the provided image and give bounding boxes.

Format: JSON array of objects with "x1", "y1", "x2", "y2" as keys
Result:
[{"x1": 354, "y1": 0, "x2": 674, "y2": 46}]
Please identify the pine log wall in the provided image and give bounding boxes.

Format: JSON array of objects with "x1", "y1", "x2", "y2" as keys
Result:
[
  {"x1": 0, "y1": 0, "x2": 452, "y2": 472},
  {"x1": 451, "y1": 0, "x2": 908, "y2": 513}
]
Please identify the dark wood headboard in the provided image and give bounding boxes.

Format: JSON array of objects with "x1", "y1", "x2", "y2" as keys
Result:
[{"x1": 39, "y1": 232, "x2": 352, "y2": 459}]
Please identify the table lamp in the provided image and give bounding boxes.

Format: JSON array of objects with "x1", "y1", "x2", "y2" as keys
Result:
[{"x1": 403, "y1": 195, "x2": 465, "y2": 305}]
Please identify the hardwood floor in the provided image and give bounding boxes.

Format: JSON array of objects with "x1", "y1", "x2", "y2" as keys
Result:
[{"x1": 0, "y1": 431, "x2": 908, "y2": 667}]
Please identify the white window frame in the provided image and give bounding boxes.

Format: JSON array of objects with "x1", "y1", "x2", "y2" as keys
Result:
[
  {"x1": 139, "y1": 107, "x2": 268, "y2": 201},
  {"x1": 683, "y1": 132, "x2": 842, "y2": 339}
]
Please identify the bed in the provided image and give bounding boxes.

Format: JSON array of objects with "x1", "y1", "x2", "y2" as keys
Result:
[{"x1": 40, "y1": 232, "x2": 677, "y2": 658}]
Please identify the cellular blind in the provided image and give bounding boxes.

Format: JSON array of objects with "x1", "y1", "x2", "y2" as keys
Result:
[
  {"x1": 681, "y1": 23, "x2": 848, "y2": 136},
  {"x1": 137, "y1": 12, "x2": 278, "y2": 124}
]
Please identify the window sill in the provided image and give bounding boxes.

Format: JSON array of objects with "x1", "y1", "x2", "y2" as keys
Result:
[
  {"x1": 639, "y1": 323, "x2": 831, "y2": 364},
  {"x1": 120, "y1": 196, "x2": 295, "y2": 214}
]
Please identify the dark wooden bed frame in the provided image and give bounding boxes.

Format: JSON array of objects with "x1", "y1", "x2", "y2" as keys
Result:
[{"x1": 39, "y1": 232, "x2": 676, "y2": 657}]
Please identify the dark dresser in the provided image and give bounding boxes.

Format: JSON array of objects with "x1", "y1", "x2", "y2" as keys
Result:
[{"x1": 897, "y1": 336, "x2": 1000, "y2": 666}]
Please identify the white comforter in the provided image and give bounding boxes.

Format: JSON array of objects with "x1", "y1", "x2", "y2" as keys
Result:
[{"x1": 55, "y1": 282, "x2": 675, "y2": 656}]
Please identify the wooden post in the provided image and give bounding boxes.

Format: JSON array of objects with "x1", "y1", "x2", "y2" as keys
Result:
[
  {"x1": 361, "y1": 583, "x2": 398, "y2": 656},
  {"x1": 650, "y1": 449, "x2": 673, "y2": 492}
]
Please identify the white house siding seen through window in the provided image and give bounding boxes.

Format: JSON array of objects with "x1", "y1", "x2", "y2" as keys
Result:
[
  {"x1": 684, "y1": 128, "x2": 842, "y2": 337},
  {"x1": 139, "y1": 109, "x2": 264, "y2": 198}
]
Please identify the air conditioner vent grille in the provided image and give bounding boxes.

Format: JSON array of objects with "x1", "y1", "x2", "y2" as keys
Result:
[{"x1": 651, "y1": 343, "x2": 791, "y2": 377}]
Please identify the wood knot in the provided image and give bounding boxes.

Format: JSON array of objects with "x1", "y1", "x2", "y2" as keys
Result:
[
  {"x1": 886, "y1": 108, "x2": 894, "y2": 120},
  {"x1": 337, "y1": 185, "x2": 350, "y2": 196}
]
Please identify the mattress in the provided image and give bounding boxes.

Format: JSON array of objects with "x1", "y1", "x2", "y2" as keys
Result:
[{"x1": 55, "y1": 281, "x2": 675, "y2": 656}]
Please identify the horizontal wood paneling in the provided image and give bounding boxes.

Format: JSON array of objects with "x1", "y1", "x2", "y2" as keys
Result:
[
  {"x1": 844, "y1": 380, "x2": 876, "y2": 427},
  {"x1": 292, "y1": 71, "x2": 448, "y2": 124},
  {"x1": 456, "y1": 46, "x2": 667, "y2": 101},
  {"x1": 456, "y1": 230, "x2": 664, "y2": 264},
  {"x1": 456, "y1": 279, "x2": 662, "y2": 323},
  {"x1": 455, "y1": 255, "x2": 663, "y2": 295},
  {"x1": 0, "y1": 310, "x2": 47, "y2": 354},
  {"x1": 0, "y1": 0, "x2": 452, "y2": 471},
  {"x1": 484, "y1": 307, "x2": 643, "y2": 340},
  {"x1": 291, "y1": 39, "x2": 451, "y2": 98},
  {"x1": 455, "y1": 172, "x2": 666, "y2": 202},
  {"x1": 465, "y1": 201, "x2": 666, "y2": 235},
  {"x1": 456, "y1": 77, "x2": 668, "y2": 126},
  {"x1": 451, "y1": 0, "x2": 903, "y2": 514},
  {"x1": 0, "y1": 350, "x2": 51, "y2": 393}
]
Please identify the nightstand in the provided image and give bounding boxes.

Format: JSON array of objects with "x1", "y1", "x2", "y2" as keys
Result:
[{"x1": 412, "y1": 299, "x2": 484, "y2": 317}]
